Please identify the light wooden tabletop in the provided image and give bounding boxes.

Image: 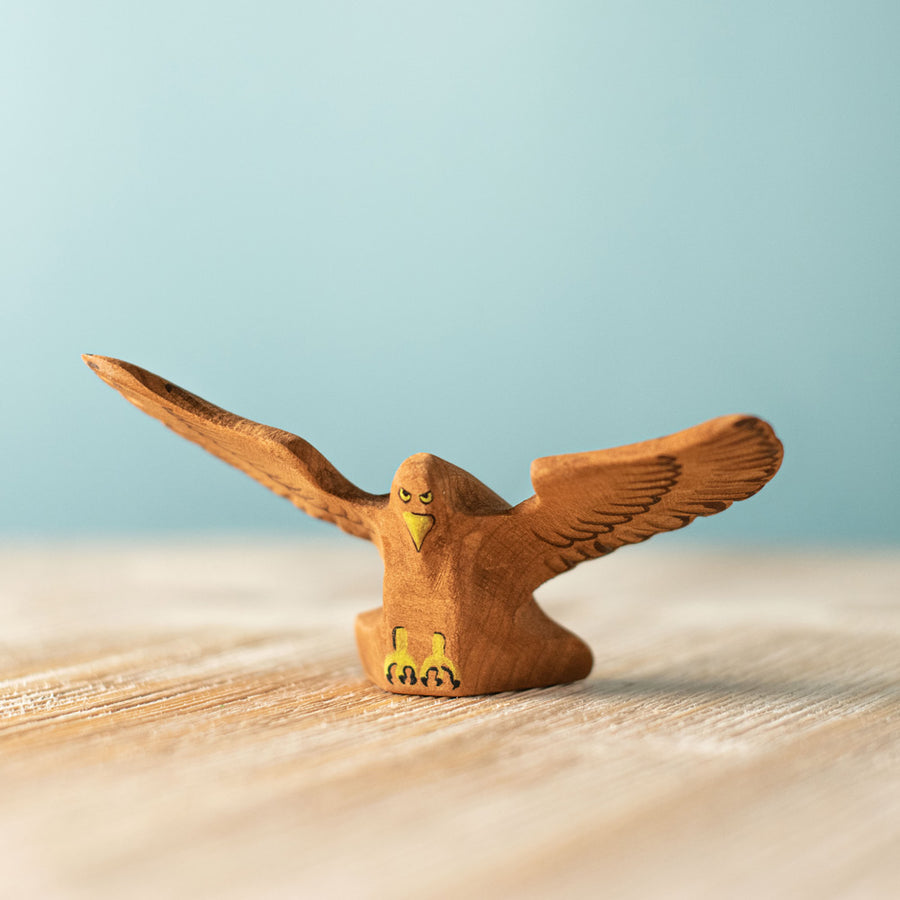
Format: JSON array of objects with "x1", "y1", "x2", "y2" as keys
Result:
[{"x1": 1, "y1": 540, "x2": 898, "y2": 899}]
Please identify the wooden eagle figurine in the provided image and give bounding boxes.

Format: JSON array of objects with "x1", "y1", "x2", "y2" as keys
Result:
[{"x1": 84, "y1": 355, "x2": 783, "y2": 697}]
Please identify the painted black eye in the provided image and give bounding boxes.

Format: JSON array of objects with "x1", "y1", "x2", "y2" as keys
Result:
[
  {"x1": 398, "y1": 488, "x2": 412, "y2": 502},
  {"x1": 419, "y1": 491, "x2": 433, "y2": 504}
]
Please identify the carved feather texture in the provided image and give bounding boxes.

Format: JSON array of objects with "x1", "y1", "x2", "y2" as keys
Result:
[
  {"x1": 513, "y1": 415, "x2": 783, "y2": 586},
  {"x1": 83, "y1": 356, "x2": 387, "y2": 541}
]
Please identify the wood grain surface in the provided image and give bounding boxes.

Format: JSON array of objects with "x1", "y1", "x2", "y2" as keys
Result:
[{"x1": 1, "y1": 540, "x2": 898, "y2": 899}]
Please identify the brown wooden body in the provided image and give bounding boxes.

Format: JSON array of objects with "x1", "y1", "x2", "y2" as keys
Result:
[
  {"x1": 84, "y1": 354, "x2": 783, "y2": 697},
  {"x1": 353, "y1": 453, "x2": 589, "y2": 695}
]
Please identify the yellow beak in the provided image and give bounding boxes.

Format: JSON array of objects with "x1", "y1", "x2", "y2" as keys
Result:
[{"x1": 403, "y1": 512, "x2": 435, "y2": 552}]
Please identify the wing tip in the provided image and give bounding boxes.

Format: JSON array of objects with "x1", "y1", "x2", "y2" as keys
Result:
[
  {"x1": 82, "y1": 352, "x2": 105, "y2": 372},
  {"x1": 82, "y1": 353, "x2": 128, "y2": 382},
  {"x1": 82, "y1": 355, "x2": 165, "y2": 402},
  {"x1": 729, "y1": 413, "x2": 784, "y2": 471}
]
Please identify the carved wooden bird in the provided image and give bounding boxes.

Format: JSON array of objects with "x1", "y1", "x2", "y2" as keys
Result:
[{"x1": 84, "y1": 355, "x2": 783, "y2": 696}]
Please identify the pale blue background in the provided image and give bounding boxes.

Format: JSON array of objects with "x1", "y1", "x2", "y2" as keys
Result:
[{"x1": 2, "y1": 2, "x2": 898, "y2": 543}]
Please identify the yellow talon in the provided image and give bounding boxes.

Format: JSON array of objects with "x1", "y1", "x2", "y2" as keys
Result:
[
  {"x1": 418, "y1": 632, "x2": 460, "y2": 690},
  {"x1": 384, "y1": 626, "x2": 418, "y2": 686}
]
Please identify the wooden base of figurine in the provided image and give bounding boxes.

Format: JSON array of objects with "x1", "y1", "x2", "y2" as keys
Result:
[{"x1": 354, "y1": 603, "x2": 593, "y2": 696}]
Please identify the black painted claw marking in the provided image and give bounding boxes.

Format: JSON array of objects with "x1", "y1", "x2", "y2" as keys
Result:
[{"x1": 442, "y1": 666, "x2": 461, "y2": 690}]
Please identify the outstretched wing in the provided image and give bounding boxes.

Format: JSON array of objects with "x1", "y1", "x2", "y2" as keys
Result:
[
  {"x1": 509, "y1": 415, "x2": 782, "y2": 589},
  {"x1": 83, "y1": 355, "x2": 387, "y2": 541}
]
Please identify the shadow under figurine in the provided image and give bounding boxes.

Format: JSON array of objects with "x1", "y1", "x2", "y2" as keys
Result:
[{"x1": 84, "y1": 355, "x2": 783, "y2": 697}]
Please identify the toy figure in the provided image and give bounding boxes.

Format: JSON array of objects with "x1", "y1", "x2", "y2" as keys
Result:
[{"x1": 84, "y1": 355, "x2": 783, "y2": 696}]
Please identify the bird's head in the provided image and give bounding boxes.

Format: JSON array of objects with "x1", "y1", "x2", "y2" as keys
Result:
[{"x1": 389, "y1": 453, "x2": 511, "y2": 553}]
